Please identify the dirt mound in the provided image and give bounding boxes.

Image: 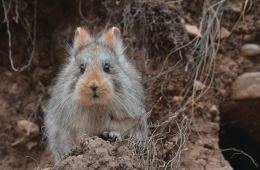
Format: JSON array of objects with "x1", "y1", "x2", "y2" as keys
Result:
[{"x1": 54, "y1": 137, "x2": 140, "y2": 170}]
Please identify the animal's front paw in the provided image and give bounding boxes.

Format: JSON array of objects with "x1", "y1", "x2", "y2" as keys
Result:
[{"x1": 99, "y1": 131, "x2": 122, "y2": 142}]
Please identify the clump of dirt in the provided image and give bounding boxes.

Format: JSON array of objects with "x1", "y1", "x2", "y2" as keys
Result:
[{"x1": 53, "y1": 137, "x2": 141, "y2": 170}]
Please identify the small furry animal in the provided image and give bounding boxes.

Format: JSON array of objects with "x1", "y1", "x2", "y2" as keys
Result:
[{"x1": 44, "y1": 26, "x2": 148, "y2": 164}]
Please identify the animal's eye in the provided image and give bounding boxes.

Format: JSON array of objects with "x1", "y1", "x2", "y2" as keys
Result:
[
  {"x1": 79, "y1": 64, "x2": 85, "y2": 74},
  {"x1": 103, "y1": 63, "x2": 110, "y2": 73}
]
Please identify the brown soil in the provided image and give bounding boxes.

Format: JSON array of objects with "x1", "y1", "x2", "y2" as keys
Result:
[
  {"x1": 0, "y1": 0, "x2": 259, "y2": 170},
  {"x1": 56, "y1": 137, "x2": 142, "y2": 170}
]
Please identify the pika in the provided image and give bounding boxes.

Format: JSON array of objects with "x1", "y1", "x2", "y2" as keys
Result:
[{"x1": 44, "y1": 27, "x2": 148, "y2": 164}]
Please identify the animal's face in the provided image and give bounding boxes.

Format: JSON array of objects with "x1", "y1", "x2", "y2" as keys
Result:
[
  {"x1": 70, "y1": 27, "x2": 124, "y2": 107},
  {"x1": 75, "y1": 44, "x2": 120, "y2": 107}
]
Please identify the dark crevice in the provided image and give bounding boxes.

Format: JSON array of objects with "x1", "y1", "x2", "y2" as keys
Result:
[{"x1": 219, "y1": 100, "x2": 260, "y2": 170}]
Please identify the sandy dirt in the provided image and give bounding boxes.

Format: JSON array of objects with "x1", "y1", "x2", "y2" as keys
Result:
[{"x1": 0, "y1": 0, "x2": 259, "y2": 169}]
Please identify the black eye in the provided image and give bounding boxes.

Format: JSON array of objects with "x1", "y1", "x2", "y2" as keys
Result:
[
  {"x1": 79, "y1": 64, "x2": 85, "y2": 74},
  {"x1": 103, "y1": 63, "x2": 110, "y2": 73}
]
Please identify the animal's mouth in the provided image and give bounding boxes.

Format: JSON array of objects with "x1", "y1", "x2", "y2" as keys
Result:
[
  {"x1": 90, "y1": 89, "x2": 100, "y2": 98},
  {"x1": 77, "y1": 80, "x2": 112, "y2": 106},
  {"x1": 92, "y1": 93, "x2": 99, "y2": 98}
]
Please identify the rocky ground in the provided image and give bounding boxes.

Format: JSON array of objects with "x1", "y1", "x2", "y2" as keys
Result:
[{"x1": 0, "y1": 0, "x2": 260, "y2": 170}]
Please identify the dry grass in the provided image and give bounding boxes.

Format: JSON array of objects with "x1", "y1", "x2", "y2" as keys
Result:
[
  {"x1": 105, "y1": 0, "x2": 227, "y2": 169},
  {"x1": 1, "y1": 0, "x2": 256, "y2": 169},
  {"x1": 230, "y1": 0, "x2": 253, "y2": 33},
  {"x1": 1, "y1": 0, "x2": 37, "y2": 71},
  {"x1": 75, "y1": 0, "x2": 226, "y2": 169}
]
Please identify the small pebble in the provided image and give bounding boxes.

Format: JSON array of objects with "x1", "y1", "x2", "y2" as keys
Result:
[
  {"x1": 17, "y1": 120, "x2": 39, "y2": 136},
  {"x1": 220, "y1": 27, "x2": 230, "y2": 39},
  {"x1": 194, "y1": 80, "x2": 206, "y2": 91},
  {"x1": 241, "y1": 43, "x2": 260, "y2": 57},
  {"x1": 185, "y1": 24, "x2": 201, "y2": 37}
]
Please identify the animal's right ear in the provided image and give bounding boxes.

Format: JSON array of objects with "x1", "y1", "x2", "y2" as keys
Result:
[{"x1": 73, "y1": 27, "x2": 91, "y2": 50}]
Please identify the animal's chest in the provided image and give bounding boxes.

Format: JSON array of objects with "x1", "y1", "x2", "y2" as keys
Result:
[{"x1": 72, "y1": 112, "x2": 111, "y2": 136}]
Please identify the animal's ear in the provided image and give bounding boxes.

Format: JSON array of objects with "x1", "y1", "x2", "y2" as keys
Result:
[
  {"x1": 101, "y1": 27, "x2": 123, "y2": 54},
  {"x1": 73, "y1": 27, "x2": 91, "y2": 50}
]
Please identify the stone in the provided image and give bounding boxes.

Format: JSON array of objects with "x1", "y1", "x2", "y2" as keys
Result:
[
  {"x1": 209, "y1": 105, "x2": 219, "y2": 116},
  {"x1": 17, "y1": 120, "x2": 39, "y2": 136},
  {"x1": 26, "y1": 141, "x2": 38, "y2": 150},
  {"x1": 194, "y1": 80, "x2": 206, "y2": 91},
  {"x1": 232, "y1": 72, "x2": 260, "y2": 100},
  {"x1": 185, "y1": 24, "x2": 201, "y2": 37},
  {"x1": 172, "y1": 96, "x2": 183, "y2": 102},
  {"x1": 220, "y1": 27, "x2": 231, "y2": 39},
  {"x1": 241, "y1": 43, "x2": 260, "y2": 57}
]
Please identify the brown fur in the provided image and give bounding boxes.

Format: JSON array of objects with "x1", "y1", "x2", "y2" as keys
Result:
[
  {"x1": 77, "y1": 67, "x2": 112, "y2": 107},
  {"x1": 74, "y1": 27, "x2": 91, "y2": 49},
  {"x1": 102, "y1": 27, "x2": 120, "y2": 49}
]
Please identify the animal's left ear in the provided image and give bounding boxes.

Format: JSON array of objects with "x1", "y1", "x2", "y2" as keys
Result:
[
  {"x1": 101, "y1": 27, "x2": 124, "y2": 54},
  {"x1": 73, "y1": 27, "x2": 91, "y2": 50}
]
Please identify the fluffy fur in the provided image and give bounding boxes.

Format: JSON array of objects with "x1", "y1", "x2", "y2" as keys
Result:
[{"x1": 44, "y1": 27, "x2": 148, "y2": 164}]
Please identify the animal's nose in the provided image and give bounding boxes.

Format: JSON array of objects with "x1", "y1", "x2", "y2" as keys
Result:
[{"x1": 90, "y1": 83, "x2": 98, "y2": 92}]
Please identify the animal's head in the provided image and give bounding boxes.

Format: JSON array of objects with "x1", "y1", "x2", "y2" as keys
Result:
[{"x1": 71, "y1": 27, "x2": 124, "y2": 107}]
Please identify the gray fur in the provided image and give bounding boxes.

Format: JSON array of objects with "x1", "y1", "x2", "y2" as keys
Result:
[{"x1": 44, "y1": 30, "x2": 148, "y2": 165}]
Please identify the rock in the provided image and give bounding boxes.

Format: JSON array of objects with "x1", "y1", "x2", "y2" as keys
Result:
[
  {"x1": 209, "y1": 105, "x2": 219, "y2": 116},
  {"x1": 220, "y1": 27, "x2": 230, "y2": 40},
  {"x1": 185, "y1": 24, "x2": 201, "y2": 37},
  {"x1": 172, "y1": 96, "x2": 183, "y2": 102},
  {"x1": 17, "y1": 120, "x2": 39, "y2": 136},
  {"x1": 241, "y1": 43, "x2": 260, "y2": 57},
  {"x1": 26, "y1": 141, "x2": 38, "y2": 150},
  {"x1": 232, "y1": 72, "x2": 260, "y2": 100},
  {"x1": 194, "y1": 80, "x2": 206, "y2": 91}
]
